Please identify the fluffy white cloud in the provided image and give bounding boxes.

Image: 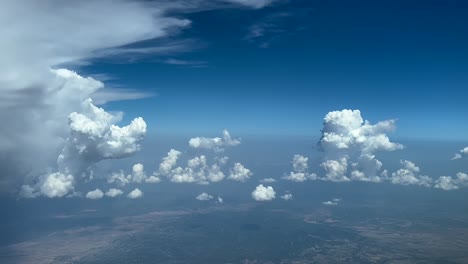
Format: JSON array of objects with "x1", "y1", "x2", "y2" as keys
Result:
[
  {"x1": 58, "y1": 98, "x2": 146, "y2": 175},
  {"x1": 107, "y1": 163, "x2": 154, "y2": 186},
  {"x1": 280, "y1": 193, "x2": 293, "y2": 200},
  {"x1": 20, "y1": 172, "x2": 74, "y2": 198},
  {"x1": 217, "y1": 196, "x2": 224, "y2": 203},
  {"x1": 251, "y1": 184, "x2": 276, "y2": 201},
  {"x1": 390, "y1": 160, "x2": 432, "y2": 187},
  {"x1": 196, "y1": 192, "x2": 214, "y2": 201},
  {"x1": 317, "y1": 109, "x2": 403, "y2": 182},
  {"x1": 127, "y1": 188, "x2": 143, "y2": 199},
  {"x1": 452, "y1": 147, "x2": 468, "y2": 160},
  {"x1": 260, "y1": 178, "x2": 277, "y2": 183},
  {"x1": 434, "y1": 172, "x2": 468, "y2": 191},
  {"x1": 228, "y1": 162, "x2": 253, "y2": 182},
  {"x1": 105, "y1": 188, "x2": 124, "y2": 197},
  {"x1": 283, "y1": 154, "x2": 317, "y2": 182},
  {"x1": 86, "y1": 189, "x2": 104, "y2": 200},
  {"x1": 189, "y1": 129, "x2": 240, "y2": 152},
  {"x1": 158, "y1": 149, "x2": 182, "y2": 175}
]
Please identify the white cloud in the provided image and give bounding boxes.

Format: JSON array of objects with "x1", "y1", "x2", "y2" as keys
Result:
[
  {"x1": 86, "y1": 189, "x2": 104, "y2": 200},
  {"x1": 321, "y1": 158, "x2": 350, "y2": 182},
  {"x1": 390, "y1": 160, "x2": 432, "y2": 187},
  {"x1": 217, "y1": 196, "x2": 224, "y2": 203},
  {"x1": 58, "y1": 98, "x2": 147, "y2": 175},
  {"x1": 105, "y1": 188, "x2": 124, "y2": 197},
  {"x1": 260, "y1": 178, "x2": 277, "y2": 183},
  {"x1": 189, "y1": 129, "x2": 240, "y2": 152},
  {"x1": 280, "y1": 193, "x2": 293, "y2": 200},
  {"x1": 452, "y1": 147, "x2": 468, "y2": 160},
  {"x1": 196, "y1": 192, "x2": 214, "y2": 201},
  {"x1": 322, "y1": 200, "x2": 338, "y2": 206},
  {"x1": 158, "y1": 149, "x2": 182, "y2": 175},
  {"x1": 0, "y1": 0, "x2": 193, "y2": 191},
  {"x1": 20, "y1": 172, "x2": 74, "y2": 198},
  {"x1": 434, "y1": 172, "x2": 468, "y2": 191},
  {"x1": 223, "y1": 0, "x2": 276, "y2": 8},
  {"x1": 228, "y1": 162, "x2": 253, "y2": 182},
  {"x1": 251, "y1": 184, "x2": 276, "y2": 201},
  {"x1": 317, "y1": 109, "x2": 403, "y2": 183},
  {"x1": 434, "y1": 176, "x2": 459, "y2": 191},
  {"x1": 127, "y1": 188, "x2": 143, "y2": 199},
  {"x1": 283, "y1": 154, "x2": 317, "y2": 182}
]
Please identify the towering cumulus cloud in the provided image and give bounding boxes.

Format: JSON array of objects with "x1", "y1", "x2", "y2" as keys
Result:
[{"x1": 318, "y1": 109, "x2": 403, "y2": 182}]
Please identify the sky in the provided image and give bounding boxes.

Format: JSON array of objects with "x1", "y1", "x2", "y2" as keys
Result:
[
  {"x1": 0, "y1": 0, "x2": 467, "y2": 200},
  {"x1": 78, "y1": 0, "x2": 468, "y2": 139}
]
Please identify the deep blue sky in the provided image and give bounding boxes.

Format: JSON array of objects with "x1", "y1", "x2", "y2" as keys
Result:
[{"x1": 82, "y1": 0, "x2": 468, "y2": 140}]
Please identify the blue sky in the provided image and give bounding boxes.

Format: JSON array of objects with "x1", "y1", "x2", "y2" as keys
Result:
[{"x1": 78, "y1": 0, "x2": 468, "y2": 140}]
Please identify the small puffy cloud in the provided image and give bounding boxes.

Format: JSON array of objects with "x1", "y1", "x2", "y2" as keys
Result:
[
  {"x1": 196, "y1": 192, "x2": 213, "y2": 201},
  {"x1": 145, "y1": 175, "x2": 161, "y2": 183},
  {"x1": 452, "y1": 147, "x2": 468, "y2": 160},
  {"x1": 228, "y1": 162, "x2": 253, "y2": 182},
  {"x1": 217, "y1": 196, "x2": 224, "y2": 203},
  {"x1": 390, "y1": 160, "x2": 432, "y2": 187},
  {"x1": 323, "y1": 198, "x2": 341, "y2": 206},
  {"x1": 280, "y1": 193, "x2": 293, "y2": 200},
  {"x1": 251, "y1": 184, "x2": 276, "y2": 201},
  {"x1": 292, "y1": 155, "x2": 308, "y2": 173},
  {"x1": 105, "y1": 188, "x2": 124, "y2": 197},
  {"x1": 127, "y1": 188, "x2": 143, "y2": 199},
  {"x1": 283, "y1": 172, "x2": 317, "y2": 182},
  {"x1": 20, "y1": 172, "x2": 74, "y2": 198},
  {"x1": 434, "y1": 172, "x2": 468, "y2": 191},
  {"x1": 434, "y1": 176, "x2": 459, "y2": 191},
  {"x1": 322, "y1": 200, "x2": 338, "y2": 206},
  {"x1": 130, "y1": 163, "x2": 146, "y2": 183},
  {"x1": 189, "y1": 129, "x2": 240, "y2": 152},
  {"x1": 162, "y1": 154, "x2": 228, "y2": 184},
  {"x1": 283, "y1": 154, "x2": 317, "y2": 182},
  {"x1": 158, "y1": 149, "x2": 182, "y2": 175},
  {"x1": 321, "y1": 158, "x2": 350, "y2": 182},
  {"x1": 86, "y1": 189, "x2": 104, "y2": 200},
  {"x1": 260, "y1": 178, "x2": 277, "y2": 183}
]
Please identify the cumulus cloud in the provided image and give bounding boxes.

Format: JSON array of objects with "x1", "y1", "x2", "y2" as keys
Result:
[
  {"x1": 159, "y1": 154, "x2": 228, "y2": 184},
  {"x1": 0, "y1": 0, "x2": 194, "y2": 192},
  {"x1": 86, "y1": 189, "x2": 104, "y2": 200},
  {"x1": 260, "y1": 178, "x2": 277, "y2": 183},
  {"x1": 318, "y1": 109, "x2": 403, "y2": 183},
  {"x1": 105, "y1": 188, "x2": 124, "y2": 197},
  {"x1": 251, "y1": 184, "x2": 276, "y2": 201},
  {"x1": 58, "y1": 98, "x2": 146, "y2": 175},
  {"x1": 158, "y1": 149, "x2": 182, "y2": 175},
  {"x1": 452, "y1": 147, "x2": 468, "y2": 160},
  {"x1": 228, "y1": 162, "x2": 253, "y2": 182},
  {"x1": 107, "y1": 163, "x2": 158, "y2": 186},
  {"x1": 20, "y1": 172, "x2": 74, "y2": 198},
  {"x1": 390, "y1": 160, "x2": 432, "y2": 187},
  {"x1": 283, "y1": 155, "x2": 318, "y2": 182},
  {"x1": 280, "y1": 193, "x2": 293, "y2": 200},
  {"x1": 217, "y1": 196, "x2": 224, "y2": 203},
  {"x1": 196, "y1": 192, "x2": 214, "y2": 201},
  {"x1": 127, "y1": 188, "x2": 143, "y2": 199},
  {"x1": 434, "y1": 172, "x2": 468, "y2": 191},
  {"x1": 2, "y1": 0, "x2": 273, "y2": 196},
  {"x1": 322, "y1": 200, "x2": 338, "y2": 206},
  {"x1": 189, "y1": 129, "x2": 240, "y2": 152}
]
